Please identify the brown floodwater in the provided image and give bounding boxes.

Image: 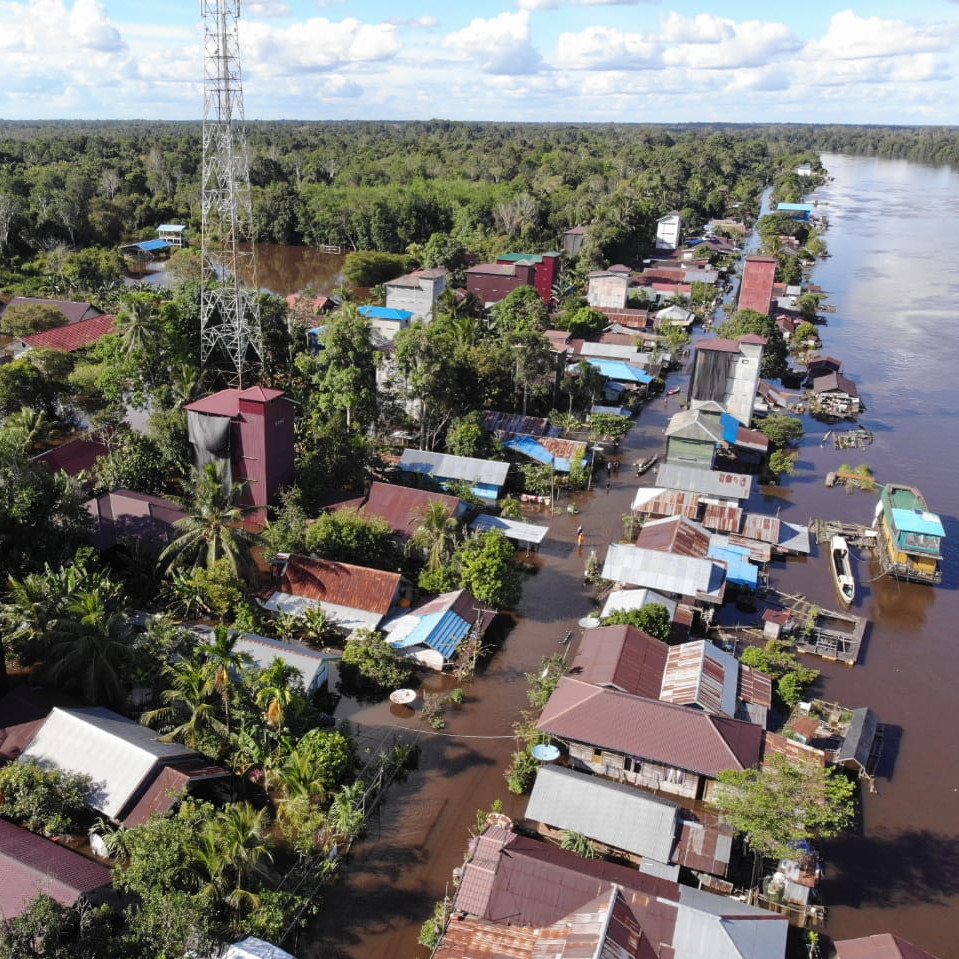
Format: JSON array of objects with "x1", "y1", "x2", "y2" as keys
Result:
[
  {"x1": 237, "y1": 244, "x2": 348, "y2": 297},
  {"x1": 299, "y1": 153, "x2": 959, "y2": 959}
]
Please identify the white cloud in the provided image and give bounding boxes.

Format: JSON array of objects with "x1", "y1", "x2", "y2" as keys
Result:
[
  {"x1": 660, "y1": 14, "x2": 799, "y2": 69},
  {"x1": 807, "y1": 10, "x2": 950, "y2": 60},
  {"x1": 246, "y1": 1, "x2": 291, "y2": 17},
  {"x1": 444, "y1": 10, "x2": 542, "y2": 75},
  {"x1": 387, "y1": 16, "x2": 438, "y2": 29},
  {"x1": 556, "y1": 26, "x2": 659, "y2": 70},
  {"x1": 517, "y1": 0, "x2": 653, "y2": 9},
  {"x1": 241, "y1": 17, "x2": 399, "y2": 76}
]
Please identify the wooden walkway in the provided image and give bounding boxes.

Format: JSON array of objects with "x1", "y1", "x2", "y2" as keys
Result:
[{"x1": 809, "y1": 518, "x2": 880, "y2": 550}]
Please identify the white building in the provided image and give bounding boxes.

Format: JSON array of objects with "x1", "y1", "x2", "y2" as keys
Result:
[
  {"x1": 384, "y1": 268, "x2": 447, "y2": 321},
  {"x1": 656, "y1": 212, "x2": 682, "y2": 251}
]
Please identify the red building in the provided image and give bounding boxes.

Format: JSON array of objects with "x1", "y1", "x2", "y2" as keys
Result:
[
  {"x1": 495, "y1": 252, "x2": 560, "y2": 304},
  {"x1": 185, "y1": 386, "x2": 295, "y2": 521},
  {"x1": 737, "y1": 255, "x2": 777, "y2": 316},
  {"x1": 465, "y1": 261, "x2": 536, "y2": 306}
]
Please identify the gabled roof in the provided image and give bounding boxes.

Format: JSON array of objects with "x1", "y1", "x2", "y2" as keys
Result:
[
  {"x1": 22, "y1": 313, "x2": 117, "y2": 352},
  {"x1": 636, "y1": 515, "x2": 712, "y2": 557},
  {"x1": 357, "y1": 305, "x2": 414, "y2": 322},
  {"x1": 675, "y1": 886, "x2": 787, "y2": 959},
  {"x1": 812, "y1": 371, "x2": 859, "y2": 397},
  {"x1": 481, "y1": 411, "x2": 558, "y2": 438},
  {"x1": 660, "y1": 640, "x2": 739, "y2": 717},
  {"x1": 361, "y1": 481, "x2": 465, "y2": 537},
  {"x1": 398, "y1": 449, "x2": 509, "y2": 488},
  {"x1": 502, "y1": 433, "x2": 586, "y2": 472},
  {"x1": 384, "y1": 588, "x2": 495, "y2": 661},
  {"x1": 569, "y1": 624, "x2": 669, "y2": 697},
  {"x1": 599, "y1": 588, "x2": 678, "y2": 623},
  {"x1": 229, "y1": 631, "x2": 334, "y2": 691},
  {"x1": 525, "y1": 765, "x2": 679, "y2": 862},
  {"x1": 34, "y1": 436, "x2": 110, "y2": 477},
  {"x1": 655, "y1": 463, "x2": 754, "y2": 501},
  {"x1": 469, "y1": 513, "x2": 549, "y2": 545},
  {"x1": 85, "y1": 488, "x2": 187, "y2": 551},
  {"x1": 185, "y1": 385, "x2": 287, "y2": 417},
  {"x1": 835, "y1": 934, "x2": 939, "y2": 959},
  {"x1": 272, "y1": 554, "x2": 400, "y2": 616},
  {"x1": 603, "y1": 543, "x2": 726, "y2": 604},
  {"x1": 577, "y1": 358, "x2": 653, "y2": 384},
  {"x1": 20, "y1": 707, "x2": 195, "y2": 820},
  {"x1": 632, "y1": 486, "x2": 702, "y2": 519},
  {"x1": 538, "y1": 678, "x2": 763, "y2": 777},
  {"x1": 0, "y1": 818, "x2": 112, "y2": 917},
  {"x1": 1, "y1": 296, "x2": 101, "y2": 325}
]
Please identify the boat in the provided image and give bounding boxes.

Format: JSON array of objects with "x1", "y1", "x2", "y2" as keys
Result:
[
  {"x1": 830, "y1": 534, "x2": 856, "y2": 606},
  {"x1": 666, "y1": 386, "x2": 681, "y2": 396},
  {"x1": 635, "y1": 454, "x2": 658, "y2": 476},
  {"x1": 873, "y1": 483, "x2": 945, "y2": 585}
]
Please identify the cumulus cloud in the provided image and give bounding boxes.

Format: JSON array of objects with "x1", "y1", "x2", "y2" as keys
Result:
[
  {"x1": 556, "y1": 26, "x2": 659, "y2": 71},
  {"x1": 659, "y1": 14, "x2": 800, "y2": 69},
  {"x1": 807, "y1": 10, "x2": 950, "y2": 60},
  {"x1": 517, "y1": 0, "x2": 654, "y2": 9},
  {"x1": 387, "y1": 16, "x2": 439, "y2": 29},
  {"x1": 444, "y1": 10, "x2": 543, "y2": 75},
  {"x1": 241, "y1": 17, "x2": 398, "y2": 76}
]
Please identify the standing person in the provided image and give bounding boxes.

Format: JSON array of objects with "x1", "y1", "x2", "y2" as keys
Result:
[
  {"x1": 577, "y1": 530, "x2": 585, "y2": 550},
  {"x1": 613, "y1": 460, "x2": 620, "y2": 474}
]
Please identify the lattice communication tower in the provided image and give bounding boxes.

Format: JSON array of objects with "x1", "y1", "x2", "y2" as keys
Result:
[{"x1": 199, "y1": 0, "x2": 262, "y2": 384}]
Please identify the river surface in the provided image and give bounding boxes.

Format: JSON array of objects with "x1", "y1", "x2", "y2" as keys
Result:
[{"x1": 300, "y1": 153, "x2": 959, "y2": 959}]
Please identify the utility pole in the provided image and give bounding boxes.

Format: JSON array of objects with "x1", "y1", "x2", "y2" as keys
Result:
[{"x1": 199, "y1": 0, "x2": 262, "y2": 385}]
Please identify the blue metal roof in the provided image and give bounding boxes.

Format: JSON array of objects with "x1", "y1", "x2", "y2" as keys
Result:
[
  {"x1": 580, "y1": 359, "x2": 653, "y2": 384},
  {"x1": 503, "y1": 434, "x2": 573, "y2": 472},
  {"x1": 777, "y1": 203, "x2": 815, "y2": 212},
  {"x1": 157, "y1": 224, "x2": 186, "y2": 231},
  {"x1": 891, "y1": 508, "x2": 945, "y2": 538},
  {"x1": 358, "y1": 306, "x2": 414, "y2": 322},
  {"x1": 389, "y1": 608, "x2": 471, "y2": 660},
  {"x1": 134, "y1": 239, "x2": 171, "y2": 252},
  {"x1": 708, "y1": 543, "x2": 758, "y2": 588}
]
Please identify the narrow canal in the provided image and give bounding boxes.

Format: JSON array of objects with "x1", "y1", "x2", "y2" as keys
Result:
[{"x1": 304, "y1": 153, "x2": 959, "y2": 959}]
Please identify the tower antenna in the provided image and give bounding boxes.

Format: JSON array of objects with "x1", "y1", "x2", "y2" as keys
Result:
[{"x1": 199, "y1": 0, "x2": 262, "y2": 385}]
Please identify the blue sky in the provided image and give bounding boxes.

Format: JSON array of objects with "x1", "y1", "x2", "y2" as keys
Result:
[{"x1": 1, "y1": 1, "x2": 957, "y2": 123}]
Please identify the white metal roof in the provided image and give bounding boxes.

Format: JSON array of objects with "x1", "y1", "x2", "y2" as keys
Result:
[
  {"x1": 230, "y1": 633, "x2": 332, "y2": 690},
  {"x1": 223, "y1": 938, "x2": 295, "y2": 959},
  {"x1": 260, "y1": 593, "x2": 384, "y2": 633},
  {"x1": 525, "y1": 765, "x2": 678, "y2": 862},
  {"x1": 602, "y1": 543, "x2": 725, "y2": 602},
  {"x1": 399, "y1": 449, "x2": 509, "y2": 487},
  {"x1": 600, "y1": 588, "x2": 677, "y2": 621},
  {"x1": 469, "y1": 513, "x2": 549, "y2": 545},
  {"x1": 674, "y1": 886, "x2": 787, "y2": 959},
  {"x1": 20, "y1": 707, "x2": 192, "y2": 820}
]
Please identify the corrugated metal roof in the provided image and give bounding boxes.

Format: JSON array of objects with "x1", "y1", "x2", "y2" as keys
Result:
[
  {"x1": 701, "y1": 504, "x2": 744, "y2": 534},
  {"x1": 675, "y1": 816, "x2": 733, "y2": 877},
  {"x1": 665, "y1": 410, "x2": 725, "y2": 444},
  {"x1": 434, "y1": 916, "x2": 538, "y2": 959},
  {"x1": 481, "y1": 411, "x2": 558, "y2": 437},
  {"x1": 713, "y1": 532, "x2": 772, "y2": 564},
  {"x1": 835, "y1": 707, "x2": 880, "y2": 771},
  {"x1": 537, "y1": 678, "x2": 764, "y2": 778},
  {"x1": 655, "y1": 464, "x2": 754, "y2": 500},
  {"x1": 834, "y1": 933, "x2": 938, "y2": 959},
  {"x1": 453, "y1": 825, "x2": 515, "y2": 917},
  {"x1": 230, "y1": 632, "x2": 333, "y2": 691},
  {"x1": 631, "y1": 487, "x2": 702, "y2": 519},
  {"x1": 779, "y1": 522, "x2": 812, "y2": 555},
  {"x1": 570, "y1": 625, "x2": 669, "y2": 697},
  {"x1": 23, "y1": 313, "x2": 117, "y2": 352},
  {"x1": 1, "y1": 296, "x2": 100, "y2": 325},
  {"x1": 737, "y1": 664, "x2": 773, "y2": 709},
  {"x1": 599, "y1": 589, "x2": 677, "y2": 623},
  {"x1": 578, "y1": 358, "x2": 653, "y2": 384},
  {"x1": 675, "y1": 886, "x2": 787, "y2": 959},
  {"x1": 660, "y1": 641, "x2": 738, "y2": 717},
  {"x1": 383, "y1": 589, "x2": 495, "y2": 662},
  {"x1": 812, "y1": 371, "x2": 859, "y2": 397},
  {"x1": 603, "y1": 544, "x2": 726, "y2": 603},
  {"x1": 763, "y1": 731, "x2": 827, "y2": 768},
  {"x1": 184, "y1": 386, "x2": 287, "y2": 417},
  {"x1": 708, "y1": 543, "x2": 757, "y2": 587},
  {"x1": 357, "y1": 305, "x2": 414, "y2": 321},
  {"x1": 742, "y1": 514, "x2": 781, "y2": 544},
  {"x1": 635, "y1": 515, "x2": 711, "y2": 557},
  {"x1": 21, "y1": 707, "x2": 193, "y2": 819},
  {"x1": 361, "y1": 481, "x2": 464, "y2": 537},
  {"x1": 274, "y1": 555, "x2": 400, "y2": 616},
  {"x1": 470, "y1": 513, "x2": 549, "y2": 545},
  {"x1": 34, "y1": 436, "x2": 109, "y2": 476},
  {"x1": 0, "y1": 819, "x2": 112, "y2": 917},
  {"x1": 399, "y1": 449, "x2": 509, "y2": 488},
  {"x1": 525, "y1": 766, "x2": 678, "y2": 861}
]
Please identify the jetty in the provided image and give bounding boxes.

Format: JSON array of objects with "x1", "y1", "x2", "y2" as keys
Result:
[
  {"x1": 809, "y1": 518, "x2": 878, "y2": 549},
  {"x1": 821, "y1": 428, "x2": 873, "y2": 449}
]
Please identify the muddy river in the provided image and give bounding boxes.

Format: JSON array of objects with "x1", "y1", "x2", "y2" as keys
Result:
[{"x1": 300, "y1": 153, "x2": 959, "y2": 959}]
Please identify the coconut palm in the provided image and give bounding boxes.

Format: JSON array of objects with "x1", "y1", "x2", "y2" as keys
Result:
[
  {"x1": 115, "y1": 292, "x2": 159, "y2": 358},
  {"x1": 201, "y1": 625, "x2": 254, "y2": 762},
  {"x1": 159, "y1": 462, "x2": 263, "y2": 581},
  {"x1": 4, "y1": 407, "x2": 63, "y2": 453},
  {"x1": 409, "y1": 500, "x2": 459, "y2": 571},
  {"x1": 253, "y1": 659, "x2": 301, "y2": 729},
  {"x1": 43, "y1": 588, "x2": 134, "y2": 708},
  {"x1": 141, "y1": 656, "x2": 227, "y2": 751},
  {"x1": 277, "y1": 747, "x2": 329, "y2": 807}
]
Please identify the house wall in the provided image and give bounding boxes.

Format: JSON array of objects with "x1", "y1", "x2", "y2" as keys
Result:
[
  {"x1": 235, "y1": 396, "x2": 295, "y2": 518},
  {"x1": 727, "y1": 341, "x2": 763, "y2": 427},
  {"x1": 385, "y1": 274, "x2": 446, "y2": 320},
  {"x1": 666, "y1": 437, "x2": 715, "y2": 470},
  {"x1": 568, "y1": 742, "x2": 701, "y2": 800},
  {"x1": 466, "y1": 264, "x2": 535, "y2": 305},
  {"x1": 656, "y1": 215, "x2": 682, "y2": 251},
  {"x1": 587, "y1": 274, "x2": 629, "y2": 310}
]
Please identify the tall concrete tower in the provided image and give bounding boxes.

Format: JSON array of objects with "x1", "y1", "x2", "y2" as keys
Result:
[{"x1": 199, "y1": 0, "x2": 262, "y2": 384}]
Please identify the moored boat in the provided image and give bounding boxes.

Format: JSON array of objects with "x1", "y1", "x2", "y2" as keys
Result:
[
  {"x1": 635, "y1": 454, "x2": 658, "y2": 476},
  {"x1": 830, "y1": 534, "x2": 855, "y2": 605},
  {"x1": 873, "y1": 483, "x2": 944, "y2": 585}
]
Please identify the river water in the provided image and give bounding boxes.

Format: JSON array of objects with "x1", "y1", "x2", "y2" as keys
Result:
[{"x1": 301, "y1": 153, "x2": 959, "y2": 959}]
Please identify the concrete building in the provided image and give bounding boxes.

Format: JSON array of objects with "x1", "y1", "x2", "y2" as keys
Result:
[
  {"x1": 384, "y1": 268, "x2": 447, "y2": 321},
  {"x1": 656, "y1": 212, "x2": 683, "y2": 251},
  {"x1": 688, "y1": 335, "x2": 766, "y2": 427}
]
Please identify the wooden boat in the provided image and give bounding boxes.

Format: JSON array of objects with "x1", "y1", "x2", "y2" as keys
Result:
[
  {"x1": 830, "y1": 534, "x2": 856, "y2": 605},
  {"x1": 635, "y1": 454, "x2": 658, "y2": 476},
  {"x1": 666, "y1": 387, "x2": 681, "y2": 396}
]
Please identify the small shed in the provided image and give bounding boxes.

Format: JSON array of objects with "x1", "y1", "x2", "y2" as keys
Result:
[
  {"x1": 157, "y1": 224, "x2": 187, "y2": 247},
  {"x1": 469, "y1": 513, "x2": 549, "y2": 549},
  {"x1": 398, "y1": 449, "x2": 509, "y2": 501}
]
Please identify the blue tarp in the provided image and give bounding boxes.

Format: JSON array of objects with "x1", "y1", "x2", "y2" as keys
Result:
[
  {"x1": 720, "y1": 412, "x2": 741, "y2": 445},
  {"x1": 579, "y1": 359, "x2": 653, "y2": 384},
  {"x1": 503, "y1": 434, "x2": 574, "y2": 472},
  {"x1": 891, "y1": 508, "x2": 945, "y2": 538},
  {"x1": 389, "y1": 609, "x2": 471, "y2": 660},
  {"x1": 776, "y1": 202, "x2": 815, "y2": 213},
  {"x1": 358, "y1": 306, "x2": 414, "y2": 322},
  {"x1": 132, "y1": 239, "x2": 171, "y2": 253},
  {"x1": 708, "y1": 544, "x2": 758, "y2": 588}
]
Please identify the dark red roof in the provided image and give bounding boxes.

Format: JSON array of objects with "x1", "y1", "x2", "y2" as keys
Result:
[
  {"x1": 1, "y1": 297, "x2": 101, "y2": 325},
  {"x1": 569, "y1": 625, "x2": 668, "y2": 698},
  {"x1": 277, "y1": 555, "x2": 400, "y2": 615},
  {"x1": 361, "y1": 481, "x2": 464, "y2": 537},
  {"x1": 85, "y1": 489, "x2": 187, "y2": 551},
  {"x1": 695, "y1": 336, "x2": 742, "y2": 353},
  {"x1": 537, "y1": 678, "x2": 764, "y2": 777},
  {"x1": 0, "y1": 819, "x2": 112, "y2": 917},
  {"x1": 636, "y1": 516, "x2": 711, "y2": 557},
  {"x1": 0, "y1": 686, "x2": 58, "y2": 762},
  {"x1": 34, "y1": 436, "x2": 109, "y2": 477},
  {"x1": 738, "y1": 255, "x2": 777, "y2": 316},
  {"x1": 835, "y1": 934, "x2": 939, "y2": 959},
  {"x1": 122, "y1": 758, "x2": 228, "y2": 827},
  {"x1": 185, "y1": 385, "x2": 287, "y2": 417},
  {"x1": 22, "y1": 313, "x2": 117, "y2": 352}
]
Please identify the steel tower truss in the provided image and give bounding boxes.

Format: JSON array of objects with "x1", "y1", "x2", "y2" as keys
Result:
[{"x1": 199, "y1": 0, "x2": 262, "y2": 384}]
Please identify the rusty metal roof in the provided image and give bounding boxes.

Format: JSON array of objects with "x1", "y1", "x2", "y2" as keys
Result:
[
  {"x1": 570, "y1": 625, "x2": 668, "y2": 698},
  {"x1": 632, "y1": 487, "x2": 702, "y2": 519},
  {"x1": 481, "y1": 411, "x2": 559, "y2": 438},
  {"x1": 361, "y1": 481, "x2": 464, "y2": 537},
  {"x1": 741, "y1": 514, "x2": 781, "y2": 544},
  {"x1": 763, "y1": 731, "x2": 827, "y2": 768},
  {"x1": 277, "y1": 555, "x2": 400, "y2": 615},
  {"x1": 538, "y1": 678, "x2": 763, "y2": 777},
  {"x1": 701, "y1": 503, "x2": 743, "y2": 534},
  {"x1": 737, "y1": 665, "x2": 773, "y2": 709},
  {"x1": 674, "y1": 813, "x2": 733, "y2": 878},
  {"x1": 435, "y1": 916, "x2": 538, "y2": 959},
  {"x1": 660, "y1": 641, "x2": 738, "y2": 717},
  {"x1": 635, "y1": 515, "x2": 711, "y2": 557},
  {"x1": 655, "y1": 464, "x2": 754, "y2": 500}
]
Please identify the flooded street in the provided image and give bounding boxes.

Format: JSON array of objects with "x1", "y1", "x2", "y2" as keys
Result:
[{"x1": 303, "y1": 153, "x2": 959, "y2": 958}]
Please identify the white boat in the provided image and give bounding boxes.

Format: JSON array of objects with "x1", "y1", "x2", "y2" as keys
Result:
[{"x1": 830, "y1": 534, "x2": 855, "y2": 606}]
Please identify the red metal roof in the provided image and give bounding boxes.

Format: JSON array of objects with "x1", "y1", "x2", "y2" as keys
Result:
[
  {"x1": 538, "y1": 678, "x2": 763, "y2": 777},
  {"x1": 85, "y1": 489, "x2": 187, "y2": 551},
  {"x1": 122, "y1": 758, "x2": 228, "y2": 827},
  {"x1": 361, "y1": 482, "x2": 463, "y2": 537},
  {"x1": 738, "y1": 255, "x2": 777, "y2": 316},
  {"x1": 835, "y1": 934, "x2": 939, "y2": 959},
  {"x1": 184, "y1": 385, "x2": 287, "y2": 417},
  {"x1": 278, "y1": 555, "x2": 400, "y2": 615},
  {"x1": 0, "y1": 819, "x2": 112, "y2": 917},
  {"x1": 635, "y1": 516, "x2": 711, "y2": 557},
  {"x1": 569, "y1": 625, "x2": 669, "y2": 698},
  {"x1": 22, "y1": 313, "x2": 116, "y2": 352},
  {"x1": 694, "y1": 336, "x2": 741, "y2": 353},
  {"x1": 34, "y1": 436, "x2": 109, "y2": 477}
]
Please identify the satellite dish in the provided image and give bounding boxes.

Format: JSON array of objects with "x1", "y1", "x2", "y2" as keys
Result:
[
  {"x1": 531, "y1": 743, "x2": 561, "y2": 763},
  {"x1": 389, "y1": 688, "x2": 416, "y2": 706}
]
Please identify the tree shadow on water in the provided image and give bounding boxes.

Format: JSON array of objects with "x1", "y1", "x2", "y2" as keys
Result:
[{"x1": 824, "y1": 828, "x2": 959, "y2": 909}]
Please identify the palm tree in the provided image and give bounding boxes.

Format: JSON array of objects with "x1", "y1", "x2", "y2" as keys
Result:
[
  {"x1": 201, "y1": 625, "x2": 253, "y2": 765},
  {"x1": 4, "y1": 407, "x2": 63, "y2": 453},
  {"x1": 141, "y1": 656, "x2": 227, "y2": 751},
  {"x1": 43, "y1": 588, "x2": 133, "y2": 708},
  {"x1": 253, "y1": 659, "x2": 301, "y2": 729},
  {"x1": 115, "y1": 293, "x2": 159, "y2": 358},
  {"x1": 159, "y1": 462, "x2": 263, "y2": 581},
  {"x1": 324, "y1": 781, "x2": 367, "y2": 846},
  {"x1": 409, "y1": 500, "x2": 459, "y2": 571}
]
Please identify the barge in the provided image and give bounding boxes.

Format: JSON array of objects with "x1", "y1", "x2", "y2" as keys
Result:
[{"x1": 873, "y1": 484, "x2": 944, "y2": 585}]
